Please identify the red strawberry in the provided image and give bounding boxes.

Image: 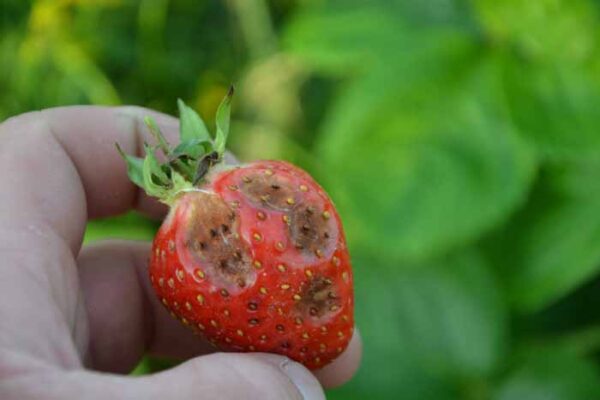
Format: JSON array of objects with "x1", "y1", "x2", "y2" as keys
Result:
[{"x1": 117, "y1": 88, "x2": 354, "y2": 370}]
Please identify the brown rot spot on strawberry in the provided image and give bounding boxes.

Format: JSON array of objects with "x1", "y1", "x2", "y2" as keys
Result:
[
  {"x1": 296, "y1": 276, "x2": 341, "y2": 319},
  {"x1": 182, "y1": 192, "x2": 255, "y2": 292},
  {"x1": 240, "y1": 172, "x2": 297, "y2": 211},
  {"x1": 289, "y1": 205, "x2": 336, "y2": 258}
]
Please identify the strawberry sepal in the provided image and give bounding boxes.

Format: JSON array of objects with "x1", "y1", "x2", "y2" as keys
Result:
[{"x1": 116, "y1": 86, "x2": 235, "y2": 205}]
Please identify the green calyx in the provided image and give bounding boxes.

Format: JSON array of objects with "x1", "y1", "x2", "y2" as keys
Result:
[{"x1": 116, "y1": 86, "x2": 234, "y2": 205}]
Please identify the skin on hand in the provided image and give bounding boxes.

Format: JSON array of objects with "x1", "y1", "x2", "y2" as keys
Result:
[{"x1": 0, "y1": 106, "x2": 361, "y2": 400}]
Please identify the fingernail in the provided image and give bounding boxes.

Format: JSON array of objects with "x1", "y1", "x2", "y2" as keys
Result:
[{"x1": 280, "y1": 360, "x2": 326, "y2": 400}]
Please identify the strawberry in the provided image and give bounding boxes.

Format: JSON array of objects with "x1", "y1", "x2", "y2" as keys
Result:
[{"x1": 117, "y1": 88, "x2": 354, "y2": 370}]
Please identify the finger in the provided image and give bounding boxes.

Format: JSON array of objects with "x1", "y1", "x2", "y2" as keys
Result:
[
  {"x1": 41, "y1": 106, "x2": 181, "y2": 221},
  {"x1": 78, "y1": 240, "x2": 361, "y2": 388},
  {"x1": 0, "y1": 106, "x2": 181, "y2": 366},
  {"x1": 0, "y1": 106, "x2": 179, "y2": 253},
  {"x1": 314, "y1": 329, "x2": 362, "y2": 388},
  {"x1": 1, "y1": 353, "x2": 326, "y2": 400},
  {"x1": 78, "y1": 240, "x2": 212, "y2": 373}
]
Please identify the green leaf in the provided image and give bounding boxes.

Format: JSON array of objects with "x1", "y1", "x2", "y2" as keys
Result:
[
  {"x1": 502, "y1": 59, "x2": 600, "y2": 159},
  {"x1": 130, "y1": 355, "x2": 181, "y2": 376},
  {"x1": 394, "y1": 251, "x2": 507, "y2": 377},
  {"x1": 177, "y1": 99, "x2": 211, "y2": 143},
  {"x1": 315, "y1": 48, "x2": 535, "y2": 264},
  {"x1": 284, "y1": 1, "x2": 478, "y2": 76},
  {"x1": 115, "y1": 143, "x2": 144, "y2": 189},
  {"x1": 328, "y1": 257, "x2": 468, "y2": 400},
  {"x1": 214, "y1": 86, "x2": 234, "y2": 156},
  {"x1": 84, "y1": 212, "x2": 159, "y2": 244},
  {"x1": 284, "y1": 6, "x2": 399, "y2": 73},
  {"x1": 494, "y1": 350, "x2": 600, "y2": 400},
  {"x1": 335, "y1": 251, "x2": 505, "y2": 400},
  {"x1": 473, "y1": 0, "x2": 596, "y2": 63},
  {"x1": 484, "y1": 157, "x2": 600, "y2": 313}
]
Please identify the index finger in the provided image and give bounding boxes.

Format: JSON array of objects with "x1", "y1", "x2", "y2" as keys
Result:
[{"x1": 0, "y1": 106, "x2": 178, "y2": 252}]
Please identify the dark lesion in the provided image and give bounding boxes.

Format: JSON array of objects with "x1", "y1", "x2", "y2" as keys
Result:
[
  {"x1": 296, "y1": 276, "x2": 340, "y2": 319},
  {"x1": 240, "y1": 173, "x2": 296, "y2": 211},
  {"x1": 289, "y1": 205, "x2": 333, "y2": 257},
  {"x1": 182, "y1": 192, "x2": 254, "y2": 290}
]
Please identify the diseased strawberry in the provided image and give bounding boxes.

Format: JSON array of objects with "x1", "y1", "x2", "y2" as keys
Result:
[{"x1": 117, "y1": 88, "x2": 354, "y2": 370}]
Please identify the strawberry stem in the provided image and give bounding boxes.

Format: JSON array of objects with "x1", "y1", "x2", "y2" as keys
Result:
[{"x1": 116, "y1": 86, "x2": 235, "y2": 205}]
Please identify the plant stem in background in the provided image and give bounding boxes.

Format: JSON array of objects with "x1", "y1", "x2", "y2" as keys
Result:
[{"x1": 227, "y1": 0, "x2": 277, "y2": 60}]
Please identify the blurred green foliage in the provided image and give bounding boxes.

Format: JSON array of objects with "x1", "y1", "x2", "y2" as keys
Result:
[{"x1": 3, "y1": 0, "x2": 600, "y2": 399}]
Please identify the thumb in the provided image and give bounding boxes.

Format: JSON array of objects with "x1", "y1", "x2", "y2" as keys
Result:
[
  {"x1": 135, "y1": 353, "x2": 326, "y2": 400},
  {"x1": 2, "y1": 353, "x2": 326, "y2": 400}
]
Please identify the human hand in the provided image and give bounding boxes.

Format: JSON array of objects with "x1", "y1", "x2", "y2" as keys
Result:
[{"x1": 0, "y1": 106, "x2": 361, "y2": 399}]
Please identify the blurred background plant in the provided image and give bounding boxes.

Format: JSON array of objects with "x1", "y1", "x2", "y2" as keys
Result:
[{"x1": 3, "y1": 0, "x2": 600, "y2": 399}]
